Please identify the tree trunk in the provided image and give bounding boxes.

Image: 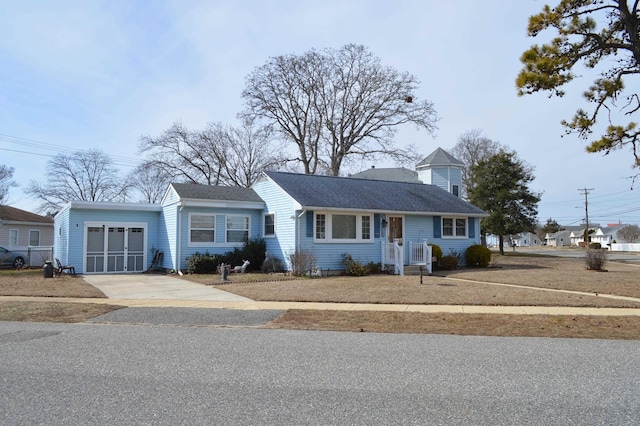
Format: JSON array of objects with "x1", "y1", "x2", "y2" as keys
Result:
[{"x1": 499, "y1": 234, "x2": 505, "y2": 255}]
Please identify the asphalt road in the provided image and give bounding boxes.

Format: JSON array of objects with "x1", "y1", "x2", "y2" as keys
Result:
[
  {"x1": 1, "y1": 317, "x2": 638, "y2": 425},
  {"x1": 511, "y1": 246, "x2": 640, "y2": 261}
]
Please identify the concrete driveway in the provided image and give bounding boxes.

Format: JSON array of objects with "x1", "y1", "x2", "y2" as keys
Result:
[{"x1": 82, "y1": 274, "x2": 252, "y2": 302}]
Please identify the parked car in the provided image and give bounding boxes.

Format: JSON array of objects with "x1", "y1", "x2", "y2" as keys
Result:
[{"x1": 0, "y1": 246, "x2": 27, "y2": 269}]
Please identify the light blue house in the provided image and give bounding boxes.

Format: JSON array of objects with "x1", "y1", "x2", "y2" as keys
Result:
[{"x1": 54, "y1": 148, "x2": 486, "y2": 275}]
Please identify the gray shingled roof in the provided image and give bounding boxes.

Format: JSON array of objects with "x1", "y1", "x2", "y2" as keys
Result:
[
  {"x1": 171, "y1": 183, "x2": 263, "y2": 203},
  {"x1": 350, "y1": 167, "x2": 422, "y2": 183},
  {"x1": 265, "y1": 171, "x2": 485, "y2": 215},
  {"x1": 416, "y1": 147, "x2": 463, "y2": 167},
  {"x1": 0, "y1": 205, "x2": 53, "y2": 224}
]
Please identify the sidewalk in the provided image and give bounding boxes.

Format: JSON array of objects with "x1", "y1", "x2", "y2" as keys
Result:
[{"x1": 2, "y1": 296, "x2": 640, "y2": 317}]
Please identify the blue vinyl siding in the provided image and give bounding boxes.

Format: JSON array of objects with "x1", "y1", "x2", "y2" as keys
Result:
[
  {"x1": 253, "y1": 177, "x2": 298, "y2": 270},
  {"x1": 176, "y1": 207, "x2": 263, "y2": 271}
]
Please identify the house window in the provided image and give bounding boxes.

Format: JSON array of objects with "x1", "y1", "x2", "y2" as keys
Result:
[
  {"x1": 332, "y1": 214, "x2": 356, "y2": 239},
  {"x1": 452, "y1": 184, "x2": 459, "y2": 197},
  {"x1": 29, "y1": 230, "x2": 40, "y2": 246},
  {"x1": 190, "y1": 214, "x2": 215, "y2": 244},
  {"x1": 226, "y1": 215, "x2": 249, "y2": 243},
  {"x1": 443, "y1": 217, "x2": 467, "y2": 238},
  {"x1": 264, "y1": 213, "x2": 275, "y2": 237},
  {"x1": 315, "y1": 212, "x2": 373, "y2": 242},
  {"x1": 316, "y1": 214, "x2": 326, "y2": 239},
  {"x1": 362, "y1": 216, "x2": 371, "y2": 240},
  {"x1": 9, "y1": 229, "x2": 18, "y2": 246}
]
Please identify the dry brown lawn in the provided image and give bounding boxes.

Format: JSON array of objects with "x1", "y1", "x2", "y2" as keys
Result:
[
  {"x1": 1, "y1": 254, "x2": 640, "y2": 339},
  {"x1": 187, "y1": 255, "x2": 640, "y2": 308}
]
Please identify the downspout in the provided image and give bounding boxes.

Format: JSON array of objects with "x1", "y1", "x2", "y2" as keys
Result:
[
  {"x1": 177, "y1": 204, "x2": 183, "y2": 273},
  {"x1": 296, "y1": 210, "x2": 306, "y2": 251}
]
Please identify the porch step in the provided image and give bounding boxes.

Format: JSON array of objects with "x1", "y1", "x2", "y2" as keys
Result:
[{"x1": 403, "y1": 265, "x2": 430, "y2": 275}]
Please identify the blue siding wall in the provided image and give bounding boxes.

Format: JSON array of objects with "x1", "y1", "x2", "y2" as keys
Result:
[
  {"x1": 160, "y1": 186, "x2": 180, "y2": 271},
  {"x1": 430, "y1": 168, "x2": 449, "y2": 191},
  {"x1": 160, "y1": 204, "x2": 178, "y2": 271},
  {"x1": 253, "y1": 177, "x2": 297, "y2": 270},
  {"x1": 177, "y1": 207, "x2": 263, "y2": 271},
  {"x1": 53, "y1": 206, "x2": 71, "y2": 265}
]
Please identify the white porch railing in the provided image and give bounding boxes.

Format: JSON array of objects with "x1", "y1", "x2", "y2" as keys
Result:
[
  {"x1": 381, "y1": 240, "x2": 404, "y2": 275},
  {"x1": 409, "y1": 240, "x2": 433, "y2": 274}
]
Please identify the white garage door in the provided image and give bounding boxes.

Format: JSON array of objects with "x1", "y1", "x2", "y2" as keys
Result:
[{"x1": 85, "y1": 223, "x2": 146, "y2": 273}]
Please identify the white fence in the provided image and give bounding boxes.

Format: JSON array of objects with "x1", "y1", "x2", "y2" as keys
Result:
[
  {"x1": 10, "y1": 246, "x2": 54, "y2": 267},
  {"x1": 611, "y1": 243, "x2": 640, "y2": 252}
]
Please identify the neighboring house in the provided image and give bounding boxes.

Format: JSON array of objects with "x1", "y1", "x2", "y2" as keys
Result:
[
  {"x1": 415, "y1": 147, "x2": 464, "y2": 198},
  {"x1": 54, "y1": 149, "x2": 487, "y2": 275},
  {"x1": 350, "y1": 166, "x2": 422, "y2": 184},
  {"x1": 0, "y1": 205, "x2": 54, "y2": 267},
  {"x1": 511, "y1": 232, "x2": 541, "y2": 247},
  {"x1": 351, "y1": 147, "x2": 464, "y2": 197},
  {"x1": 591, "y1": 224, "x2": 636, "y2": 250},
  {"x1": 544, "y1": 226, "x2": 585, "y2": 247}
]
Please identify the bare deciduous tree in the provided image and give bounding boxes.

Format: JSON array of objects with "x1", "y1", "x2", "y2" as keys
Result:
[
  {"x1": 27, "y1": 149, "x2": 129, "y2": 213},
  {"x1": 618, "y1": 224, "x2": 640, "y2": 243},
  {"x1": 139, "y1": 122, "x2": 224, "y2": 186},
  {"x1": 450, "y1": 129, "x2": 508, "y2": 198},
  {"x1": 128, "y1": 162, "x2": 172, "y2": 203},
  {"x1": 139, "y1": 120, "x2": 283, "y2": 188},
  {"x1": 242, "y1": 43, "x2": 438, "y2": 176},
  {"x1": 216, "y1": 119, "x2": 285, "y2": 187},
  {"x1": 0, "y1": 164, "x2": 17, "y2": 205}
]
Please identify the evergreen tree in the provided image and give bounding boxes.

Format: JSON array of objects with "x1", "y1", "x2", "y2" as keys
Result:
[{"x1": 468, "y1": 151, "x2": 541, "y2": 255}]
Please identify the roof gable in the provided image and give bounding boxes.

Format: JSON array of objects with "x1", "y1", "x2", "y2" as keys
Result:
[
  {"x1": 264, "y1": 171, "x2": 485, "y2": 215},
  {"x1": 0, "y1": 205, "x2": 53, "y2": 224}
]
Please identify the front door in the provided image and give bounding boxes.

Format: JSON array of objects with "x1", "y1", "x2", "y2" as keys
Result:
[{"x1": 387, "y1": 216, "x2": 403, "y2": 245}]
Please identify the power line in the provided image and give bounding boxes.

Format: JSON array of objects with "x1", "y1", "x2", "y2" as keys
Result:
[{"x1": 0, "y1": 132, "x2": 140, "y2": 168}]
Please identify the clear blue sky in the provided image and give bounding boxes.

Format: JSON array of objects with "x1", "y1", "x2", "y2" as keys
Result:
[{"x1": 1, "y1": 0, "x2": 638, "y2": 226}]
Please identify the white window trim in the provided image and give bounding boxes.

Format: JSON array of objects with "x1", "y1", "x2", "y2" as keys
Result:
[
  {"x1": 314, "y1": 211, "x2": 374, "y2": 243},
  {"x1": 29, "y1": 229, "x2": 40, "y2": 246},
  {"x1": 188, "y1": 212, "x2": 216, "y2": 247},
  {"x1": 225, "y1": 214, "x2": 251, "y2": 245},
  {"x1": 9, "y1": 229, "x2": 18, "y2": 246},
  {"x1": 263, "y1": 212, "x2": 276, "y2": 238},
  {"x1": 442, "y1": 217, "x2": 468, "y2": 239}
]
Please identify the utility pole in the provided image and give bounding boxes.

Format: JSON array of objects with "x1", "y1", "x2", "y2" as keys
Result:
[{"x1": 578, "y1": 188, "x2": 594, "y2": 248}]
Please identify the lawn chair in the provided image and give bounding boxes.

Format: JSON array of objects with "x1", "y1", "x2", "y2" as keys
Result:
[{"x1": 55, "y1": 258, "x2": 76, "y2": 276}]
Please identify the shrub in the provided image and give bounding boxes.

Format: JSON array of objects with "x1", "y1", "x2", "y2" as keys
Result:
[
  {"x1": 185, "y1": 252, "x2": 221, "y2": 274},
  {"x1": 262, "y1": 252, "x2": 286, "y2": 273},
  {"x1": 346, "y1": 261, "x2": 368, "y2": 276},
  {"x1": 341, "y1": 253, "x2": 375, "y2": 276},
  {"x1": 441, "y1": 255, "x2": 458, "y2": 270},
  {"x1": 465, "y1": 244, "x2": 492, "y2": 267},
  {"x1": 289, "y1": 248, "x2": 317, "y2": 276},
  {"x1": 585, "y1": 249, "x2": 608, "y2": 271},
  {"x1": 364, "y1": 261, "x2": 382, "y2": 275},
  {"x1": 589, "y1": 242, "x2": 602, "y2": 250},
  {"x1": 430, "y1": 244, "x2": 443, "y2": 264}
]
